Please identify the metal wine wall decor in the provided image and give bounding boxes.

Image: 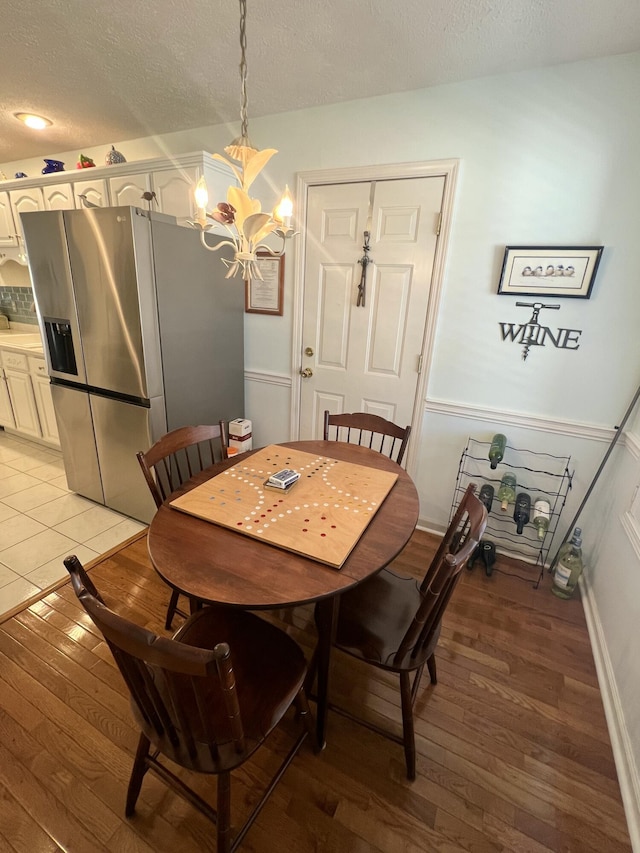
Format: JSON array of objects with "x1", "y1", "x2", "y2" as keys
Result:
[{"x1": 499, "y1": 301, "x2": 583, "y2": 361}]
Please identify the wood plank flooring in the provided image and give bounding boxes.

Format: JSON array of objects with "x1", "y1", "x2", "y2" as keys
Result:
[{"x1": 0, "y1": 529, "x2": 631, "y2": 852}]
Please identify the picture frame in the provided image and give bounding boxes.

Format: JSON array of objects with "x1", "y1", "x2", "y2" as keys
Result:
[
  {"x1": 497, "y1": 246, "x2": 603, "y2": 298},
  {"x1": 245, "y1": 252, "x2": 284, "y2": 315}
]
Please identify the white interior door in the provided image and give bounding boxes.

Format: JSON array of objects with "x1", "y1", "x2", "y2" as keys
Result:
[{"x1": 299, "y1": 175, "x2": 445, "y2": 442}]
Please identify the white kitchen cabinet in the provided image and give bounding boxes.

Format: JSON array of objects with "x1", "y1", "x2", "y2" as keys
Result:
[
  {"x1": 1, "y1": 152, "x2": 229, "y2": 232},
  {"x1": 9, "y1": 186, "x2": 45, "y2": 242},
  {"x1": 0, "y1": 367, "x2": 16, "y2": 428},
  {"x1": 43, "y1": 182, "x2": 76, "y2": 210},
  {"x1": 4, "y1": 365, "x2": 40, "y2": 439},
  {"x1": 0, "y1": 348, "x2": 60, "y2": 446},
  {"x1": 73, "y1": 178, "x2": 110, "y2": 208},
  {"x1": 152, "y1": 167, "x2": 199, "y2": 220},
  {"x1": 109, "y1": 172, "x2": 152, "y2": 208},
  {"x1": 30, "y1": 357, "x2": 59, "y2": 444},
  {"x1": 0, "y1": 192, "x2": 18, "y2": 248}
]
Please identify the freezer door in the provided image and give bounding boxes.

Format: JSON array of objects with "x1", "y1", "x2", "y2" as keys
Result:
[
  {"x1": 90, "y1": 393, "x2": 158, "y2": 523},
  {"x1": 51, "y1": 384, "x2": 103, "y2": 504},
  {"x1": 21, "y1": 210, "x2": 87, "y2": 384},
  {"x1": 64, "y1": 207, "x2": 162, "y2": 400}
]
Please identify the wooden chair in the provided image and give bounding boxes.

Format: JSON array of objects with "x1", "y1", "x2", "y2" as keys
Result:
[
  {"x1": 136, "y1": 424, "x2": 226, "y2": 628},
  {"x1": 64, "y1": 555, "x2": 314, "y2": 853},
  {"x1": 323, "y1": 410, "x2": 411, "y2": 466},
  {"x1": 312, "y1": 483, "x2": 487, "y2": 779}
]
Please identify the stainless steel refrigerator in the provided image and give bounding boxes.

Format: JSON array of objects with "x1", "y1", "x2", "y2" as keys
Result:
[{"x1": 21, "y1": 206, "x2": 244, "y2": 523}]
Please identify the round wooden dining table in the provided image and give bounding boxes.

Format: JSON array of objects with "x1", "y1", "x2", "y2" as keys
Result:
[{"x1": 146, "y1": 439, "x2": 419, "y2": 746}]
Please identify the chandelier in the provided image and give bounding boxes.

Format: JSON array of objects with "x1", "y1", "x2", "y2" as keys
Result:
[{"x1": 192, "y1": 0, "x2": 295, "y2": 280}]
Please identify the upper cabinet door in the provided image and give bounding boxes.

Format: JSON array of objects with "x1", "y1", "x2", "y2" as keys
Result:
[
  {"x1": 0, "y1": 192, "x2": 18, "y2": 247},
  {"x1": 73, "y1": 178, "x2": 110, "y2": 208},
  {"x1": 108, "y1": 173, "x2": 152, "y2": 208},
  {"x1": 152, "y1": 167, "x2": 198, "y2": 220},
  {"x1": 43, "y1": 182, "x2": 76, "y2": 210},
  {"x1": 9, "y1": 186, "x2": 45, "y2": 241}
]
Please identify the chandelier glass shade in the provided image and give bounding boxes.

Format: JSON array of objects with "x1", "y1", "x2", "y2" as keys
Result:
[{"x1": 192, "y1": 0, "x2": 295, "y2": 280}]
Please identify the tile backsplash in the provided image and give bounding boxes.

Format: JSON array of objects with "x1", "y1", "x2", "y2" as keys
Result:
[
  {"x1": 0, "y1": 262, "x2": 37, "y2": 325},
  {"x1": 0, "y1": 286, "x2": 38, "y2": 324}
]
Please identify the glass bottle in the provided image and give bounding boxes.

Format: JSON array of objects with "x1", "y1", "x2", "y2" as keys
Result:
[
  {"x1": 497, "y1": 472, "x2": 516, "y2": 512},
  {"x1": 532, "y1": 498, "x2": 551, "y2": 540},
  {"x1": 513, "y1": 492, "x2": 531, "y2": 534},
  {"x1": 554, "y1": 527, "x2": 582, "y2": 568},
  {"x1": 488, "y1": 433, "x2": 507, "y2": 469},
  {"x1": 478, "y1": 483, "x2": 494, "y2": 514},
  {"x1": 551, "y1": 532, "x2": 583, "y2": 599}
]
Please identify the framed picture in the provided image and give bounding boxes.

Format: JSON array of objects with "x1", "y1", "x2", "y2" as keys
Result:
[
  {"x1": 497, "y1": 246, "x2": 603, "y2": 298},
  {"x1": 245, "y1": 252, "x2": 284, "y2": 315}
]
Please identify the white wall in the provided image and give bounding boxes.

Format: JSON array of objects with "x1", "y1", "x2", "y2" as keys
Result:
[{"x1": 4, "y1": 52, "x2": 640, "y2": 843}]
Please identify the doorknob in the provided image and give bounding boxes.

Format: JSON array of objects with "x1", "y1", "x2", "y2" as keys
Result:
[
  {"x1": 300, "y1": 367, "x2": 313, "y2": 378},
  {"x1": 304, "y1": 347, "x2": 314, "y2": 356}
]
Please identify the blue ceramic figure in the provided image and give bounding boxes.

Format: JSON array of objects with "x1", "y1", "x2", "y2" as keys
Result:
[
  {"x1": 15, "y1": 172, "x2": 28, "y2": 179},
  {"x1": 42, "y1": 159, "x2": 65, "y2": 174}
]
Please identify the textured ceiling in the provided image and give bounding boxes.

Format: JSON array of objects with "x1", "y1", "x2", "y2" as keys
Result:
[{"x1": 3, "y1": 0, "x2": 640, "y2": 164}]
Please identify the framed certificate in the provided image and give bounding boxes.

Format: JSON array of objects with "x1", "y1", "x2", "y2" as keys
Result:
[{"x1": 245, "y1": 252, "x2": 284, "y2": 315}]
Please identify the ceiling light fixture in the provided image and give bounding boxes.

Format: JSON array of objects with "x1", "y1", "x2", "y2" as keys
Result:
[
  {"x1": 191, "y1": 0, "x2": 295, "y2": 280},
  {"x1": 14, "y1": 112, "x2": 52, "y2": 130}
]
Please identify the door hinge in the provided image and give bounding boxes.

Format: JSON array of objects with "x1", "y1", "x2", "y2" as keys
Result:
[
  {"x1": 436, "y1": 212, "x2": 442, "y2": 237},
  {"x1": 417, "y1": 354, "x2": 423, "y2": 374}
]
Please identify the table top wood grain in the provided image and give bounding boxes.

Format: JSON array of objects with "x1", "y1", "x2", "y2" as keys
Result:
[{"x1": 147, "y1": 440, "x2": 420, "y2": 609}]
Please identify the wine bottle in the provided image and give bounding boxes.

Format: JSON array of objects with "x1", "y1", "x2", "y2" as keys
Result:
[
  {"x1": 532, "y1": 498, "x2": 550, "y2": 540},
  {"x1": 513, "y1": 492, "x2": 531, "y2": 534},
  {"x1": 488, "y1": 433, "x2": 507, "y2": 469},
  {"x1": 497, "y1": 472, "x2": 516, "y2": 512},
  {"x1": 554, "y1": 527, "x2": 582, "y2": 568},
  {"x1": 478, "y1": 483, "x2": 494, "y2": 514},
  {"x1": 552, "y1": 532, "x2": 583, "y2": 599}
]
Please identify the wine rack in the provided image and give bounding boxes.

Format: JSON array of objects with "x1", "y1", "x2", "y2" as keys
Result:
[{"x1": 449, "y1": 437, "x2": 573, "y2": 587}]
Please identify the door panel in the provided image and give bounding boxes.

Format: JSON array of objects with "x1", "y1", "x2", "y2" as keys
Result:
[
  {"x1": 51, "y1": 383, "x2": 103, "y2": 504},
  {"x1": 368, "y1": 265, "x2": 411, "y2": 375},
  {"x1": 318, "y1": 266, "x2": 352, "y2": 368},
  {"x1": 91, "y1": 394, "x2": 155, "y2": 523},
  {"x1": 299, "y1": 176, "x2": 445, "y2": 441}
]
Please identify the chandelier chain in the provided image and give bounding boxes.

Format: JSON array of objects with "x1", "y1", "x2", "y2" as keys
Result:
[{"x1": 238, "y1": 0, "x2": 249, "y2": 141}]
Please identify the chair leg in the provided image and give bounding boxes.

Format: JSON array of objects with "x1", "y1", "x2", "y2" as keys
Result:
[
  {"x1": 399, "y1": 671, "x2": 416, "y2": 781},
  {"x1": 165, "y1": 590, "x2": 180, "y2": 630},
  {"x1": 426, "y1": 653, "x2": 437, "y2": 685},
  {"x1": 410, "y1": 663, "x2": 426, "y2": 705},
  {"x1": 304, "y1": 642, "x2": 319, "y2": 694},
  {"x1": 126, "y1": 733, "x2": 151, "y2": 816},
  {"x1": 294, "y1": 686, "x2": 317, "y2": 751},
  {"x1": 217, "y1": 771, "x2": 232, "y2": 853}
]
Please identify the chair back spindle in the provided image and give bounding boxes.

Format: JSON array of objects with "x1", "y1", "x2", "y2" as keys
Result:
[
  {"x1": 136, "y1": 424, "x2": 228, "y2": 628},
  {"x1": 323, "y1": 411, "x2": 411, "y2": 466},
  {"x1": 394, "y1": 485, "x2": 486, "y2": 667}
]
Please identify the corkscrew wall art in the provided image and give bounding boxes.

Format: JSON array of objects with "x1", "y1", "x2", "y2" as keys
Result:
[{"x1": 498, "y1": 301, "x2": 583, "y2": 361}]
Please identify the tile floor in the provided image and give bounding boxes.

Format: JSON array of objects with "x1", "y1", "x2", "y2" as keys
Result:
[{"x1": 0, "y1": 430, "x2": 146, "y2": 618}]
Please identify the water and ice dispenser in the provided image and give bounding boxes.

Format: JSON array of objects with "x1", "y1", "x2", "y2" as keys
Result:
[{"x1": 44, "y1": 318, "x2": 78, "y2": 375}]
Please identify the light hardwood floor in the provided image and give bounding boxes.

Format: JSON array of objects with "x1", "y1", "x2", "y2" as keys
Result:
[{"x1": 0, "y1": 529, "x2": 631, "y2": 852}]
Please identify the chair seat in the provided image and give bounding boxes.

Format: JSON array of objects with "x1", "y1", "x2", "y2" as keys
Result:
[
  {"x1": 330, "y1": 569, "x2": 441, "y2": 672},
  {"x1": 135, "y1": 606, "x2": 308, "y2": 775}
]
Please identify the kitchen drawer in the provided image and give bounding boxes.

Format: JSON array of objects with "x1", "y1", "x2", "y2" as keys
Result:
[
  {"x1": 28, "y1": 356, "x2": 48, "y2": 377},
  {"x1": 1, "y1": 350, "x2": 29, "y2": 371}
]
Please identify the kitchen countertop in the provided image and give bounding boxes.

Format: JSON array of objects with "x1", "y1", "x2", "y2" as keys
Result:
[{"x1": 0, "y1": 329, "x2": 45, "y2": 355}]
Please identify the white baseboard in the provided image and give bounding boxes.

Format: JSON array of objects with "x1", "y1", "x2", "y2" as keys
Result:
[{"x1": 580, "y1": 575, "x2": 640, "y2": 852}]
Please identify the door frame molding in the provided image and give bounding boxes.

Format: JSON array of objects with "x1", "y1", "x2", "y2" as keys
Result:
[{"x1": 291, "y1": 158, "x2": 460, "y2": 473}]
